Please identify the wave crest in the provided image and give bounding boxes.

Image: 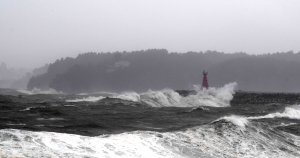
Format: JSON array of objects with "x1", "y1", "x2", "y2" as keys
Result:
[
  {"x1": 213, "y1": 115, "x2": 249, "y2": 128},
  {"x1": 248, "y1": 105, "x2": 300, "y2": 120},
  {"x1": 17, "y1": 88, "x2": 62, "y2": 95},
  {"x1": 61, "y1": 82, "x2": 237, "y2": 107}
]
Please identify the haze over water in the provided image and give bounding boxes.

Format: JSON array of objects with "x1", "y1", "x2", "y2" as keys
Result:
[
  {"x1": 1, "y1": 1, "x2": 300, "y2": 157},
  {"x1": 1, "y1": 0, "x2": 300, "y2": 68}
]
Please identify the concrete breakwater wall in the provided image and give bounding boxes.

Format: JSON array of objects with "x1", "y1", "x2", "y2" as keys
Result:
[
  {"x1": 175, "y1": 90, "x2": 300, "y2": 105},
  {"x1": 231, "y1": 92, "x2": 300, "y2": 105}
]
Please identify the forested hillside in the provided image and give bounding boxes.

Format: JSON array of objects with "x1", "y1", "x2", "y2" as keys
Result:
[{"x1": 27, "y1": 49, "x2": 300, "y2": 93}]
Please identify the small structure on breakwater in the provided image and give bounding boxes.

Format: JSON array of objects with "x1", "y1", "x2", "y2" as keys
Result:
[{"x1": 201, "y1": 70, "x2": 209, "y2": 90}]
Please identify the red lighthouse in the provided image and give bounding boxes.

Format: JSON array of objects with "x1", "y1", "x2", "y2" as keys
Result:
[{"x1": 201, "y1": 70, "x2": 209, "y2": 89}]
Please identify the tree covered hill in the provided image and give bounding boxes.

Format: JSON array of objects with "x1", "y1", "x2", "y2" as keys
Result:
[{"x1": 27, "y1": 49, "x2": 300, "y2": 93}]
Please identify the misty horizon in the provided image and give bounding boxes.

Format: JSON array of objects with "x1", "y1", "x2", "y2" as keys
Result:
[
  {"x1": 1, "y1": 49, "x2": 299, "y2": 69},
  {"x1": 1, "y1": 1, "x2": 300, "y2": 68},
  {"x1": 2, "y1": 1, "x2": 300, "y2": 156}
]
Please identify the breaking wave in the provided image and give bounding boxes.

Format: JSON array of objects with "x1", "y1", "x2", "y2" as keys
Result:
[
  {"x1": 248, "y1": 105, "x2": 300, "y2": 120},
  {"x1": 114, "y1": 82, "x2": 237, "y2": 107},
  {"x1": 196, "y1": 82, "x2": 237, "y2": 105},
  {"x1": 65, "y1": 82, "x2": 236, "y2": 107},
  {"x1": 213, "y1": 115, "x2": 249, "y2": 128},
  {"x1": 65, "y1": 96, "x2": 105, "y2": 102},
  {"x1": 17, "y1": 88, "x2": 62, "y2": 95},
  {"x1": 62, "y1": 82, "x2": 237, "y2": 107},
  {"x1": 111, "y1": 92, "x2": 141, "y2": 102},
  {"x1": 1, "y1": 114, "x2": 300, "y2": 158}
]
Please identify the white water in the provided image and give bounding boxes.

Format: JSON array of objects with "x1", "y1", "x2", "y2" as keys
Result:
[
  {"x1": 107, "y1": 82, "x2": 237, "y2": 107},
  {"x1": 17, "y1": 88, "x2": 62, "y2": 95},
  {"x1": 214, "y1": 115, "x2": 249, "y2": 128},
  {"x1": 65, "y1": 96, "x2": 105, "y2": 102},
  {"x1": 1, "y1": 115, "x2": 300, "y2": 158},
  {"x1": 197, "y1": 82, "x2": 237, "y2": 105},
  {"x1": 140, "y1": 82, "x2": 236, "y2": 107},
  {"x1": 62, "y1": 83, "x2": 237, "y2": 107},
  {"x1": 111, "y1": 92, "x2": 141, "y2": 102},
  {"x1": 248, "y1": 105, "x2": 300, "y2": 120},
  {"x1": 0, "y1": 129, "x2": 183, "y2": 158}
]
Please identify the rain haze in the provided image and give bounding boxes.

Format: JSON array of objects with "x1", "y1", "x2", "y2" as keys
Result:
[
  {"x1": 3, "y1": 2, "x2": 300, "y2": 157},
  {"x1": 1, "y1": 0, "x2": 300, "y2": 69}
]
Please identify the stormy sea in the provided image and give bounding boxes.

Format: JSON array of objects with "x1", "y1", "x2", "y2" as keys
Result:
[{"x1": 1, "y1": 83, "x2": 300, "y2": 158}]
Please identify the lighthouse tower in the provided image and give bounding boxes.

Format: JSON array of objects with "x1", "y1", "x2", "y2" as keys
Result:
[{"x1": 201, "y1": 70, "x2": 209, "y2": 89}]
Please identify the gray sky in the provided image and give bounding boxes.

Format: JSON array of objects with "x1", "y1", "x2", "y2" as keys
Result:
[{"x1": 1, "y1": 0, "x2": 300, "y2": 69}]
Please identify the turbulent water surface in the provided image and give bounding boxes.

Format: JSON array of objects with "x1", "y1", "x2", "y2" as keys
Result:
[{"x1": 1, "y1": 83, "x2": 300, "y2": 158}]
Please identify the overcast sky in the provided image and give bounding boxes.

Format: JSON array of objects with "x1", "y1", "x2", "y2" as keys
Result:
[{"x1": 1, "y1": 0, "x2": 300, "y2": 69}]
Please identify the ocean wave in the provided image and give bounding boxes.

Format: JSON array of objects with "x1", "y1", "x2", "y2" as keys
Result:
[
  {"x1": 212, "y1": 115, "x2": 249, "y2": 128},
  {"x1": 36, "y1": 118, "x2": 64, "y2": 121},
  {"x1": 109, "y1": 82, "x2": 237, "y2": 107},
  {"x1": 0, "y1": 129, "x2": 181, "y2": 158},
  {"x1": 61, "y1": 82, "x2": 237, "y2": 107},
  {"x1": 1, "y1": 117, "x2": 300, "y2": 158},
  {"x1": 17, "y1": 88, "x2": 62, "y2": 95},
  {"x1": 248, "y1": 105, "x2": 300, "y2": 120},
  {"x1": 65, "y1": 96, "x2": 105, "y2": 102},
  {"x1": 111, "y1": 92, "x2": 141, "y2": 102}
]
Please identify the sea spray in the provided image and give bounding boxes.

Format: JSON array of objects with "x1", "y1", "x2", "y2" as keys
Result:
[
  {"x1": 17, "y1": 88, "x2": 62, "y2": 95},
  {"x1": 65, "y1": 96, "x2": 105, "y2": 102},
  {"x1": 63, "y1": 83, "x2": 237, "y2": 107},
  {"x1": 112, "y1": 83, "x2": 237, "y2": 107},
  {"x1": 195, "y1": 82, "x2": 237, "y2": 105},
  {"x1": 140, "y1": 89, "x2": 182, "y2": 107},
  {"x1": 111, "y1": 92, "x2": 141, "y2": 102}
]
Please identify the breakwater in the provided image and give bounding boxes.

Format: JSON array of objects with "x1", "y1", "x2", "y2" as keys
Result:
[
  {"x1": 176, "y1": 90, "x2": 300, "y2": 105},
  {"x1": 231, "y1": 92, "x2": 300, "y2": 105}
]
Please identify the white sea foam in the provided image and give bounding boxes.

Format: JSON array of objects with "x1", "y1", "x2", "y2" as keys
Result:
[
  {"x1": 0, "y1": 129, "x2": 182, "y2": 158},
  {"x1": 64, "y1": 104, "x2": 75, "y2": 107},
  {"x1": 65, "y1": 96, "x2": 105, "y2": 102},
  {"x1": 5, "y1": 123, "x2": 26, "y2": 126},
  {"x1": 276, "y1": 122, "x2": 297, "y2": 127},
  {"x1": 63, "y1": 82, "x2": 237, "y2": 107},
  {"x1": 140, "y1": 89, "x2": 182, "y2": 107},
  {"x1": 111, "y1": 92, "x2": 141, "y2": 102},
  {"x1": 195, "y1": 82, "x2": 237, "y2": 104},
  {"x1": 1, "y1": 118, "x2": 300, "y2": 158},
  {"x1": 137, "y1": 82, "x2": 237, "y2": 107},
  {"x1": 216, "y1": 115, "x2": 249, "y2": 128},
  {"x1": 77, "y1": 93, "x2": 89, "y2": 95},
  {"x1": 19, "y1": 107, "x2": 33, "y2": 111},
  {"x1": 248, "y1": 105, "x2": 300, "y2": 120},
  {"x1": 170, "y1": 118, "x2": 300, "y2": 158},
  {"x1": 17, "y1": 88, "x2": 62, "y2": 95},
  {"x1": 37, "y1": 118, "x2": 64, "y2": 121}
]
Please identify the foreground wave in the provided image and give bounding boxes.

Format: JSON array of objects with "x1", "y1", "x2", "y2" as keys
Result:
[
  {"x1": 1, "y1": 115, "x2": 300, "y2": 158},
  {"x1": 2, "y1": 83, "x2": 300, "y2": 157}
]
